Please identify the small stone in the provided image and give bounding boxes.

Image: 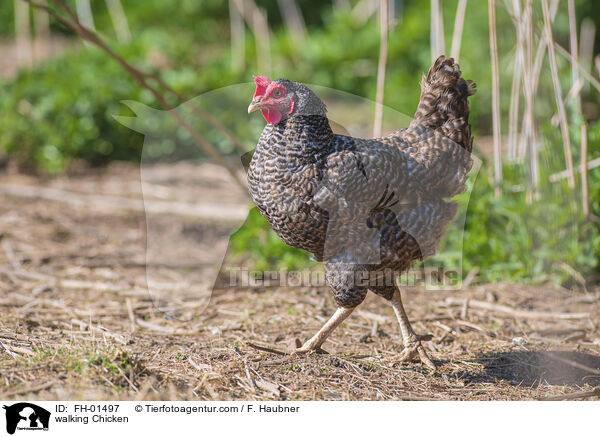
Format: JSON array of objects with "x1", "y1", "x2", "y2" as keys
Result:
[{"x1": 511, "y1": 336, "x2": 528, "y2": 346}]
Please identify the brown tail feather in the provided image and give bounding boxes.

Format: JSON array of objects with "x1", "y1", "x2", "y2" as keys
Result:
[{"x1": 410, "y1": 56, "x2": 476, "y2": 152}]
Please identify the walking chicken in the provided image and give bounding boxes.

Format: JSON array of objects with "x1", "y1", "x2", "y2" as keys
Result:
[{"x1": 247, "y1": 56, "x2": 475, "y2": 370}]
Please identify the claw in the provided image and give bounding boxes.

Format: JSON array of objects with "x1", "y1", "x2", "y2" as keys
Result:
[
  {"x1": 292, "y1": 346, "x2": 329, "y2": 356},
  {"x1": 292, "y1": 339, "x2": 329, "y2": 355},
  {"x1": 398, "y1": 338, "x2": 437, "y2": 372}
]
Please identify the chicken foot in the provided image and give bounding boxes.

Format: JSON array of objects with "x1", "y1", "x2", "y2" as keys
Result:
[
  {"x1": 294, "y1": 307, "x2": 354, "y2": 354},
  {"x1": 391, "y1": 288, "x2": 436, "y2": 371}
]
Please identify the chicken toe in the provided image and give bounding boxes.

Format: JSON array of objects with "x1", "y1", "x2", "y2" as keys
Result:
[
  {"x1": 391, "y1": 288, "x2": 436, "y2": 371},
  {"x1": 291, "y1": 307, "x2": 354, "y2": 355}
]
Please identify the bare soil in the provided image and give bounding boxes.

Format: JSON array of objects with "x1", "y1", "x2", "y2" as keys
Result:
[
  {"x1": 0, "y1": 162, "x2": 598, "y2": 401},
  {"x1": 0, "y1": 37, "x2": 73, "y2": 79}
]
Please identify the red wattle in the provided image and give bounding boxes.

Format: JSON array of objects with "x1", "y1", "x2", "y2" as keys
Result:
[{"x1": 261, "y1": 108, "x2": 282, "y2": 124}]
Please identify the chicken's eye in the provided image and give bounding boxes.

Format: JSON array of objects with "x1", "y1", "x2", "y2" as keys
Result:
[{"x1": 272, "y1": 89, "x2": 283, "y2": 97}]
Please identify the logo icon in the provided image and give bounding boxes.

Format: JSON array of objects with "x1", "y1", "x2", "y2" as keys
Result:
[{"x1": 3, "y1": 403, "x2": 50, "y2": 435}]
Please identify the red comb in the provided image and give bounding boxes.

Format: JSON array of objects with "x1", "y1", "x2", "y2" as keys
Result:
[{"x1": 253, "y1": 75, "x2": 271, "y2": 98}]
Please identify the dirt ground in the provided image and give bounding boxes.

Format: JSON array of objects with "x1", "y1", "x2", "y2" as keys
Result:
[{"x1": 0, "y1": 161, "x2": 599, "y2": 401}]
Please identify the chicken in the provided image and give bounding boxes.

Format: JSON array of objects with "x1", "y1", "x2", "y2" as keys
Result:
[{"x1": 246, "y1": 56, "x2": 476, "y2": 370}]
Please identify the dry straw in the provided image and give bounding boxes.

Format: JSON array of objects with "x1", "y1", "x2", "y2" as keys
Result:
[
  {"x1": 450, "y1": 0, "x2": 468, "y2": 62},
  {"x1": 542, "y1": 0, "x2": 576, "y2": 189},
  {"x1": 373, "y1": 0, "x2": 389, "y2": 138},
  {"x1": 488, "y1": 0, "x2": 503, "y2": 198},
  {"x1": 431, "y1": 0, "x2": 445, "y2": 62}
]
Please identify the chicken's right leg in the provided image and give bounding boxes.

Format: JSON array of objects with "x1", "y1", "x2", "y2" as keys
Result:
[{"x1": 294, "y1": 307, "x2": 354, "y2": 354}]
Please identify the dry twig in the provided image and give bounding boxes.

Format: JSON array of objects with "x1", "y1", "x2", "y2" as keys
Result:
[
  {"x1": 246, "y1": 342, "x2": 286, "y2": 355},
  {"x1": 3, "y1": 381, "x2": 56, "y2": 397},
  {"x1": 549, "y1": 156, "x2": 600, "y2": 182},
  {"x1": 444, "y1": 298, "x2": 589, "y2": 320},
  {"x1": 555, "y1": 43, "x2": 600, "y2": 94},
  {"x1": 541, "y1": 387, "x2": 600, "y2": 401}
]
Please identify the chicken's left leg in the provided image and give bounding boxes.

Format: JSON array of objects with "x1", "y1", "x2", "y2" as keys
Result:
[
  {"x1": 294, "y1": 307, "x2": 354, "y2": 354},
  {"x1": 391, "y1": 288, "x2": 436, "y2": 371}
]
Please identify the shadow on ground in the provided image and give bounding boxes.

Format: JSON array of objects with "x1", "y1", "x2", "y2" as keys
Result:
[{"x1": 458, "y1": 350, "x2": 600, "y2": 387}]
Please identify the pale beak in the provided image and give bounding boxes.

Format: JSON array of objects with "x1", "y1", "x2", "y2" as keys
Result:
[{"x1": 248, "y1": 100, "x2": 262, "y2": 114}]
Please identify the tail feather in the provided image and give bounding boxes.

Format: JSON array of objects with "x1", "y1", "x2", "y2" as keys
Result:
[{"x1": 410, "y1": 56, "x2": 476, "y2": 152}]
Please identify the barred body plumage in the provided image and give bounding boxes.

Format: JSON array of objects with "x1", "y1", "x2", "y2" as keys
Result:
[{"x1": 248, "y1": 57, "x2": 475, "y2": 309}]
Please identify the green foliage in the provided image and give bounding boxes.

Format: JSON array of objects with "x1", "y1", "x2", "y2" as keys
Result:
[
  {"x1": 447, "y1": 118, "x2": 600, "y2": 284},
  {"x1": 229, "y1": 208, "x2": 312, "y2": 271},
  {"x1": 0, "y1": 45, "x2": 141, "y2": 172},
  {"x1": 0, "y1": 25, "x2": 244, "y2": 172},
  {"x1": 450, "y1": 169, "x2": 597, "y2": 283}
]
